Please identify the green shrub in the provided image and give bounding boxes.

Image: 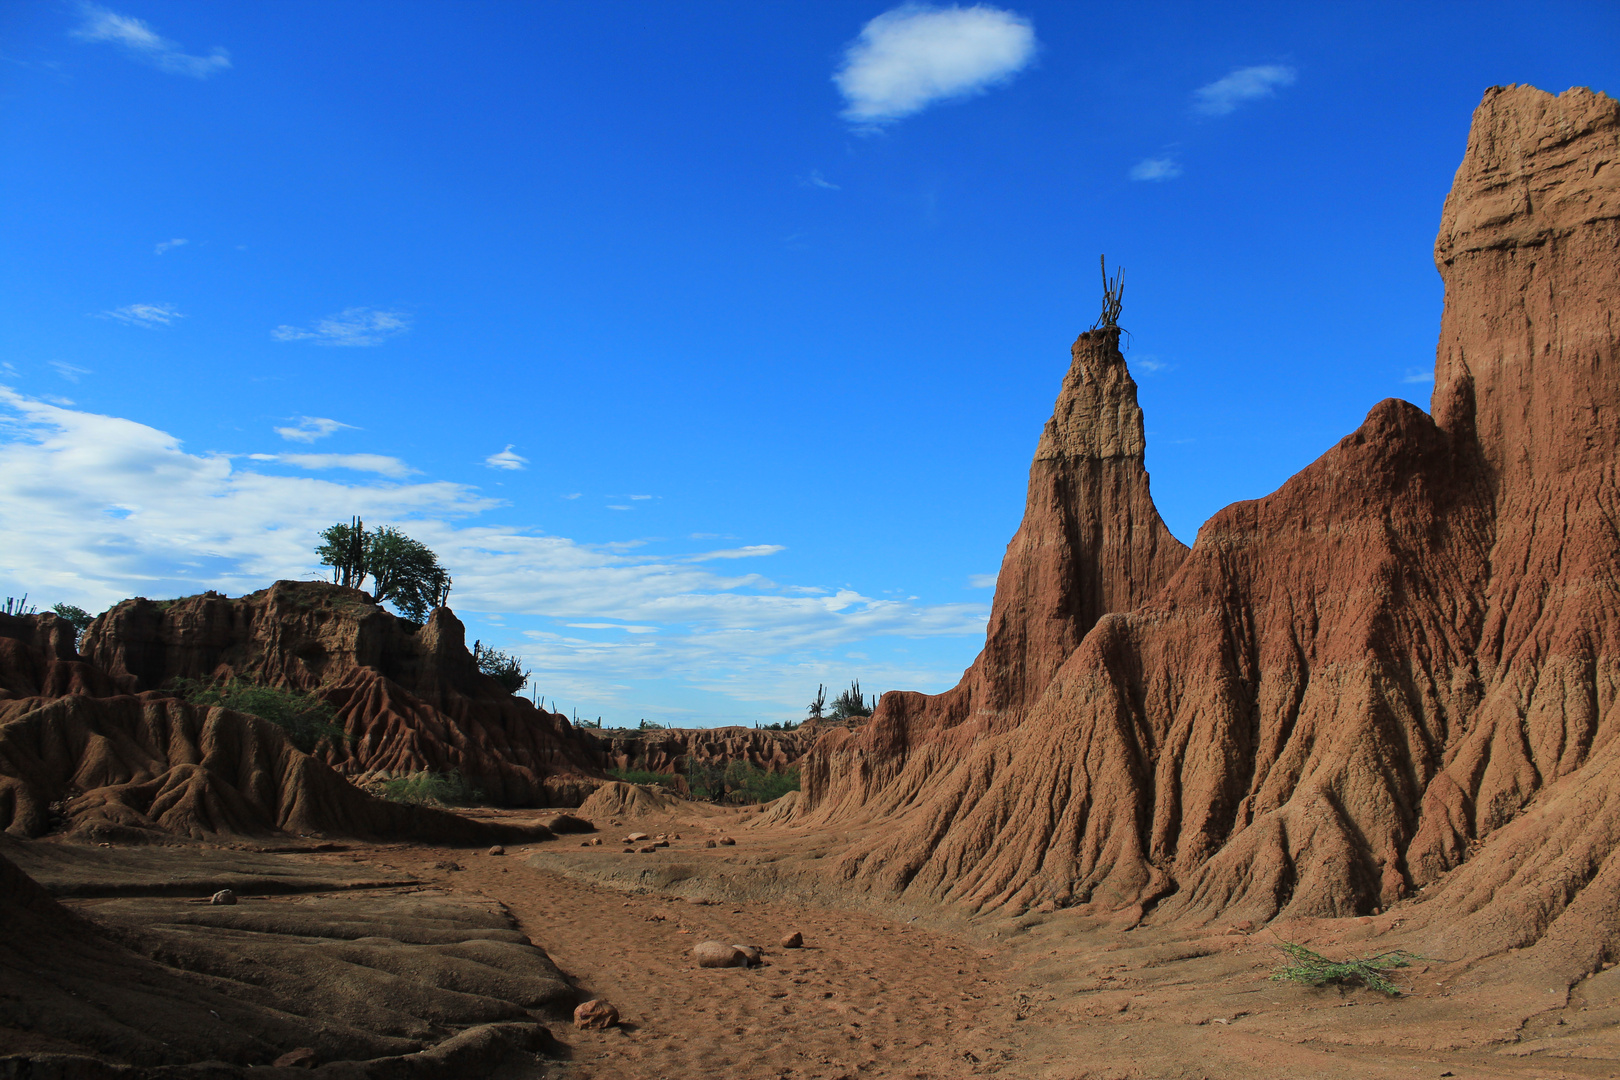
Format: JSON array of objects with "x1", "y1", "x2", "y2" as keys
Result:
[
  {"x1": 687, "y1": 762, "x2": 799, "y2": 804},
  {"x1": 51, "y1": 603, "x2": 93, "y2": 632},
  {"x1": 1269, "y1": 942, "x2": 1421, "y2": 996},
  {"x1": 170, "y1": 677, "x2": 346, "y2": 754},
  {"x1": 376, "y1": 770, "x2": 483, "y2": 807},
  {"x1": 607, "y1": 768, "x2": 681, "y2": 788},
  {"x1": 473, "y1": 640, "x2": 529, "y2": 694}
]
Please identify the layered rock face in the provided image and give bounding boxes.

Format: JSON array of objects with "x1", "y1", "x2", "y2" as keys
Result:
[
  {"x1": 804, "y1": 326, "x2": 1187, "y2": 821},
  {"x1": 0, "y1": 611, "x2": 548, "y2": 844},
  {"x1": 80, "y1": 581, "x2": 605, "y2": 806},
  {"x1": 801, "y1": 86, "x2": 1620, "y2": 972},
  {"x1": 595, "y1": 721, "x2": 845, "y2": 778}
]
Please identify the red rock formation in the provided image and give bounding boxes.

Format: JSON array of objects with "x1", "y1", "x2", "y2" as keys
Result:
[
  {"x1": 81, "y1": 582, "x2": 605, "y2": 806},
  {"x1": 801, "y1": 85, "x2": 1620, "y2": 976},
  {"x1": 595, "y1": 723, "x2": 833, "y2": 777}
]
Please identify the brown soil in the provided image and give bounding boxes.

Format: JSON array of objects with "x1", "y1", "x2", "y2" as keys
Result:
[{"x1": 69, "y1": 800, "x2": 1605, "y2": 1080}]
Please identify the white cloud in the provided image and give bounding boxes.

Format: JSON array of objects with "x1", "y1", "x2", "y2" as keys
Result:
[
  {"x1": 1403, "y1": 368, "x2": 1435, "y2": 385},
  {"x1": 834, "y1": 4, "x2": 1037, "y2": 125},
  {"x1": 0, "y1": 389, "x2": 988, "y2": 716},
  {"x1": 100, "y1": 303, "x2": 182, "y2": 327},
  {"x1": 486, "y1": 445, "x2": 528, "y2": 471},
  {"x1": 1134, "y1": 356, "x2": 1170, "y2": 373},
  {"x1": 967, "y1": 573, "x2": 997, "y2": 588},
  {"x1": 690, "y1": 545, "x2": 786, "y2": 561},
  {"x1": 1129, "y1": 157, "x2": 1182, "y2": 182},
  {"x1": 73, "y1": 4, "x2": 231, "y2": 79},
  {"x1": 154, "y1": 238, "x2": 187, "y2": 255},
  {"x1": 1192, "y1": 65, "x2": 1296, "y2": 116},
  {"x1": 563, "y1": 493, "x2": 582, "y2": 500},
  {"x1": 629, "y1": 494, "x2": 652, "y2": 501},
  {"x1": 801, "y1": 170, "x2": 841, "y2": 190},
  {"x1": 273, "y1": 308, "x2": 410, "y2": 347},
  {"x1": 566, "y1": 623, "x2": 660, "y2": 634},
  {"x1": 275, "y1": 416, "x2": 355, "y2": 443},
  {"x1": 248, "y1": 453, "x2": 415, "y2": 479},
  {"x1": 49, "y1": 362, "x2": 92, "y2": 383}
]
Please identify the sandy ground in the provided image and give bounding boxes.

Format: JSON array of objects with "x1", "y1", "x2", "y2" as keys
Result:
[{"x1": 270, "y1": 802, "x2": 1620, "y2": 1080}]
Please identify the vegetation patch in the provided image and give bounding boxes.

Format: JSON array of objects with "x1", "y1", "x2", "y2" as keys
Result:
[
  {"x1": 1269, "y1": 942, "x2": 1422, "y2": 996},
  {"x1": 169, "y1": 677, "x2": 347, "y2": 754},
  {"x1": 688, "y1": 762, "x2": 800, "y2": 804},
  {"x1": 375, "y1": 770, "x2": 483, "y2": 807},
  {"x1": 607, "y1": 768, "x2": 682, "y2": 788}
]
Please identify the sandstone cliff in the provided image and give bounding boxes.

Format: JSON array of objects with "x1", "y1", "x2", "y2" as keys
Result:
[
  {"x1": 81, "y1": 581, "x2": 604, "y2": 806},
  {"x1": 0, "y1": 610, "x2": 547, "y2": 844},
  {"x1": 801, "y1": 86, "x2": 1620, "y2": 978}
]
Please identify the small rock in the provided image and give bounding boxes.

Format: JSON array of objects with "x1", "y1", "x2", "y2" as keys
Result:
[
  {"x1": 625, "y1": 832, "x2": 649, "y2": 842},
  {"x1": 272, "y1": 1048, "x2": 318, "y2": 1068},
  {"x1": 654, "y1": 840, "x2": 670, "y2": 848},
  {"x1": 591, "y1": 837, "x2": 603, "y2": 846},
  {"x1": 622, "y1": 847, "x2": 635, "y2": 853},
  {"x1": 694, "y1": 941, "x2": 750, "y2": 968},
  {"x1": 781, "y1": 931, "x2": 803, "y2": 949},
  {"x1": 672, "y1": 834, "x2": 681, "y2": 840},
  {"x1": 731, "y1": 944, "x2": 763, "y2": 965},
  {"x1": 718, "y1": 836, "x2": 736, "y2": 846},
  {"x1": 210, "y1": 889, "x2": 237, "y2": 906},
  {"x1": 573, "y1": 999, "x2": 620, "y2": 1030},
  {"x1": 580, "y1": 841, "x2": 592, "y2": 847},
  {"x1": 487, "y1": 845, "x2": 505, "y2": 856},
  {"x1": 704, "y1": 839, "x2": 717, "y2": 849},
  {"x1": 433, "y1": 860, "x2": 464, "y2": 871},
  {"x1": 638, "y1": 845, "x2": 657, "y2": 854}
]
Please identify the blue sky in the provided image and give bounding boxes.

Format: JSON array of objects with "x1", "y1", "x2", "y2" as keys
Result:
[{"x1": 2, "y1": 2, "x2": 1616, "y2": 725}]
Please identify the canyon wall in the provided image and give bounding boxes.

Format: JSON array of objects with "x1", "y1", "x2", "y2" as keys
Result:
[{"x1": 801, "y1": 86, "x2": 1620, "y2": 973}]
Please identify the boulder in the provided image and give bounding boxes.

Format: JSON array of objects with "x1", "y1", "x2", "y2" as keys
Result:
[
  {"x1": 573, "y1": 999, "x2": 620, "y2": 1030},
  {"x1": 210, "y1": 889, "x2": 237, "y2": 906},
  {"x1": 781, "y1": 931, "x2": 803, "y2": 949},
  {"x1": 693, "y1": 941, "x2": 750, "y2": 968}
]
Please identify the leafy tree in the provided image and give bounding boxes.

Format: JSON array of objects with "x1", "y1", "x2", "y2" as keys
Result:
[
  {"x1": 316, "y1": 519, "x2": 452, "y2": 622},
  {"x1": 473, "y1": 640, "x2": 529, "y2": 694},
  {"x1": 829, "y1": 679, "x2": 875, "y2": 720},
  {"x1": 51, "y1": 603, "x2": 94, "y2": 633}
]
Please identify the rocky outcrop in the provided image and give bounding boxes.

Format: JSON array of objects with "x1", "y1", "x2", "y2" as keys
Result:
[
  {"x1": 801, "y1": 85, "x2": 1620, "y2": 978},
  {"x1": 81, "y1": 582, "x2": 605, "y2": 806},
  {"x1": 595, "y1": 722, "x2": 839, "y2": 777}
]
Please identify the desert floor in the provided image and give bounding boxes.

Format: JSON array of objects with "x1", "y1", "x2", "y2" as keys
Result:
[{"x1": 179, "y1": 801, "x2": 1616, "y2": 1080}]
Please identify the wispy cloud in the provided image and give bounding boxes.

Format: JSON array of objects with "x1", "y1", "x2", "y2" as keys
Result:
[
  {"x1": 967, "y1": 573, "x2": 997, "y2": 588},
  {"x1": 1192, "y1": 65, "x2": 1296, "y2": 117},
  {"x1": 154, "y1": 237, "x2": 187, "y2": 255},
  {"x1": 689, "y1": 545, "x2": 786, "y2": 561},
  {"x1": 49, "y1": 362, "x2": 92, "y2": 383},
  {"x1": 247, "y1": 453, "x2": 415, "y2": 479},
  {"x1": 1129, "y1": 157, "x2": 1182, "y2": 182},
  {"x1": 273, "y1": 308, "x2": 410, "y2": 347},
  {"x1": 72, "y1": 4, "x2": 231, "y2": 79},
  {"x1": 99, "y1": 303, "x2": 182, "y2": 327},
  {"x1": 834, "y1": 3, "x2": 1037, "y2": 126},
  {"x1": 1134, "y1": 355, "x2": 1171, "y2": 374},
  {"x1": 0, "y1": 389, "x2": 989, "y2": 718},
  {"x1": 1403, "y1": 368, "x2": 1435, "y2": 385},
  {"x1": 275, "y1": 416, "x2": 355, "y2": 443},
  {"x1": 801, "y1": 170, "x2": 841, "y2": 190},
  {"x1": 485, "y1": 445, "x2": 528, "y2": 471}
]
